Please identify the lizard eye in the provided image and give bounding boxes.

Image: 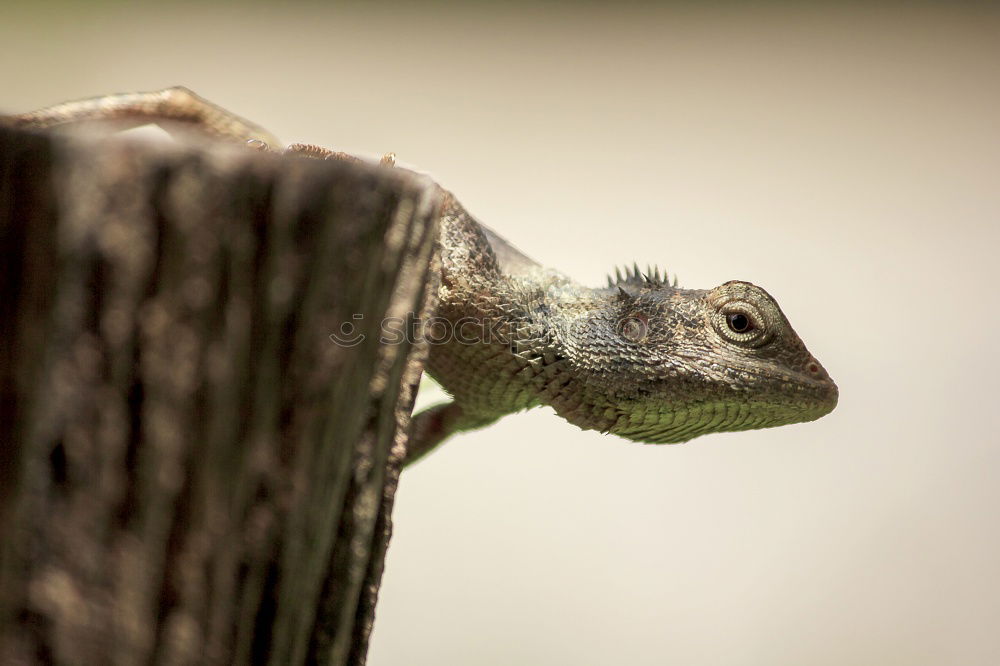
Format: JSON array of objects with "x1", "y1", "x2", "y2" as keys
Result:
[
  {"x1": 727, "y1": 312, "x2": 753, "y2": 334},
  {"x1": 714, "y1": 304, "x2": 770, "y2": 347},
  {"x1": 708, "y1": 282, "x2": 779, "y2": 349}
]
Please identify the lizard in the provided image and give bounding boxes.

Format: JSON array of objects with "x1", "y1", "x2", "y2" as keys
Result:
[{"x1": 4, "y1": 87, "x2": 839, "y2": 466}]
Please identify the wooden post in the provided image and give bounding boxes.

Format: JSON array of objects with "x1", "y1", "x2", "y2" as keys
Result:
[{"x1": 0, "y1": 127, "x2": 441, "y2": 665}]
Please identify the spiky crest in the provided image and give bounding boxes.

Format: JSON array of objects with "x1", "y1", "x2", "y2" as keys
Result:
[{"x1": 606, "y1": 262, "x2": 679, "y2": 289}]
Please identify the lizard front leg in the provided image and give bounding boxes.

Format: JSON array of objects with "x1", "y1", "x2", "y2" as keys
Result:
[
  {"x1": 405, "y1": 402, "x2": 500, "y2": 467},
  {"x1": 3, "y1": 87, "x2": 282, "y2": 148}
]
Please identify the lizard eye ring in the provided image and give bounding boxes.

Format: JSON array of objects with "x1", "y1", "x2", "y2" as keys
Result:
[{"x1": 714, "y1": 304, "x2": 770, "y2": 348}]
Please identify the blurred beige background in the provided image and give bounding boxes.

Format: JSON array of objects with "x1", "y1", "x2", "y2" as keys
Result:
[{"x1": 3, "y1": 2, "x2": 998, "y2": 664}]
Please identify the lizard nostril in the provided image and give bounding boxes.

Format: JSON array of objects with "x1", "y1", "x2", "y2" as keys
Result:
[{"x1": 808, "y1": 363, "x2": 819, "y2": 374}]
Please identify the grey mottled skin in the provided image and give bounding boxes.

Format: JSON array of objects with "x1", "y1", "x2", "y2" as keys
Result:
[
  {"x1": 407, "y1": 192, "x2": 838, "y2": 464},
  {"x1": 4, "y1": 88, "x2": 838, "y2": 467}
]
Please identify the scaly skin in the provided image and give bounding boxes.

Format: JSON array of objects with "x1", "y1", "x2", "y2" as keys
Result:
[
  {"x1": 3, "y1": 88, "x2": 838, "y2": 467},
  {"x1": 408, "y1": 192, "x2": 838, "y2": 463}
]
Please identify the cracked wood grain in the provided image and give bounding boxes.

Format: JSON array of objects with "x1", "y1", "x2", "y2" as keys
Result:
[{"x1": 0, "y1": 126, "x2": 441, "y2": 666}]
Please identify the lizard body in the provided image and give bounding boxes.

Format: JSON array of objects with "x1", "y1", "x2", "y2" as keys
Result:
[
  {"x1": 4, "y1": 88, "x2": 838, "y2": 466},
  {"x1": 409, "y1": 191, "x2": 837, "y2": 463}
]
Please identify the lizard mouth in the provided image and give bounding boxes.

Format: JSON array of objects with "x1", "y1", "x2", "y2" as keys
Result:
[
  {"x1": 599, "y1": 359, "x2": 838, "y2": 444},
  {"x1": 610, "y1": 389, "x2": 837, "y2": 444},
  {"x1": 791, "y1": 358, "x2": 839, "y2": 417}
]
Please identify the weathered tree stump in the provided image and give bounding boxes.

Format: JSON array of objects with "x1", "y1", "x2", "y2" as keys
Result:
[{"x1": 0, "y1": 126, "x2": 441, "y2": 665}]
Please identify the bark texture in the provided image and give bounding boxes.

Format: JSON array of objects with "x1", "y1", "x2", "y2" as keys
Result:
[{"x1": 0, "y1": 126, "x2": 441, "y2": 665}]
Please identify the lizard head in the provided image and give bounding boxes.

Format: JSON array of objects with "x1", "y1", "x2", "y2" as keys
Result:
[{"x1": 549, "y1": 270, "x2": 838, "y2": 443}]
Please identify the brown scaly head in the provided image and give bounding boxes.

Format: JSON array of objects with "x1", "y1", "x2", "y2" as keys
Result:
[{"x1": 538, "y1": 266, "x2": 838, "y2": 443}]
